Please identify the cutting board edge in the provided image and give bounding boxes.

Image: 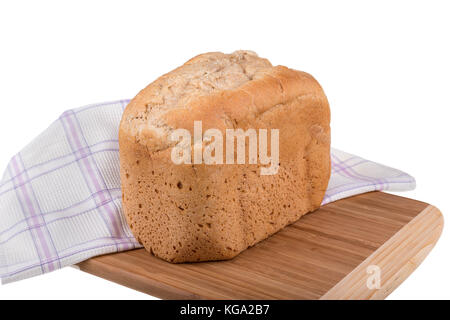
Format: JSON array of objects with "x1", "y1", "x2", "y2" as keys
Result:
[
  {"x1": 77, "y1": 254, "x2": 202, "y2": 300},
  {"x1": 320, "y1": 204, "x2": 444, "y2": 300},
  {"x1": 76, "y1": 193, "x2": 444, "y2": 300}
]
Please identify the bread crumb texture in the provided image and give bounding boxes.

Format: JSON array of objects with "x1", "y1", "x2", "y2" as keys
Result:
[{"x1": 119, "y1": 50, "x2": 331, "y2": 262}]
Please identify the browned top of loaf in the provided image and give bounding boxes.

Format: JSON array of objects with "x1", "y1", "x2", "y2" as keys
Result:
[{"x1": 120, "y1": 50, "x2": 327, "y2": 151}]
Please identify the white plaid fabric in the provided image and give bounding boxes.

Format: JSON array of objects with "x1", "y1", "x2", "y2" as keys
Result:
[{"x1": 0, "y1": 100, "x2": 415, "y2": 284}]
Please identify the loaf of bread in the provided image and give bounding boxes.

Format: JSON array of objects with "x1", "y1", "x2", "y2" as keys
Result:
[{"x1": 119, "y1": 51, "x2": 330, "y2": 262}]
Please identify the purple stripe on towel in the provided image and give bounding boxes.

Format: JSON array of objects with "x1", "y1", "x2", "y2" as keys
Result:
[
  {"x1": 0, "y1": 148, "x2": 119, "y2": 198},
  {"x1": 59, "y1": 110, "x2": 132, "y2": 250},
  {"x1": 10, "y1": 156, "x2": 56, "y2": 272},
  {"x1": 0, "y1": 139, "x2": 119, "y2": 189}
]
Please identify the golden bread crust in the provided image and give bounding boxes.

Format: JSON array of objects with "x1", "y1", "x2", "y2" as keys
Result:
[{"x1": 119, "y1": 51, "x2": 330, "y2": 262}]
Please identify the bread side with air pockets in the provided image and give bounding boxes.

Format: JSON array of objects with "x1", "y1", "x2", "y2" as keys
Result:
[{"x1": 119, "y1": 50, "x2": 331, "y2": 262}]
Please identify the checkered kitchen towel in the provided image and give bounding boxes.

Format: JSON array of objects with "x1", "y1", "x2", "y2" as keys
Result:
[{"x1": 0, "y1": 100, "x2": 416, "y2": 284}]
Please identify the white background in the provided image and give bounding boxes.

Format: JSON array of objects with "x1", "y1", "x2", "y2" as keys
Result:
[{"x1": 0, "y1": 0, "x2": 449, "y2": 299}]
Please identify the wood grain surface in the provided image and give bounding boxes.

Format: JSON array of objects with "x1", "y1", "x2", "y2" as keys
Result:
[{"x1": 77, "y1": 192, "x2": 443, "y2": 299}]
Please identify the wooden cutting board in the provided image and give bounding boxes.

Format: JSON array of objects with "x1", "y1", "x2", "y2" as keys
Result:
[{"x1": 77, "y1": 192, "x2": 443, "y2": 299}]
